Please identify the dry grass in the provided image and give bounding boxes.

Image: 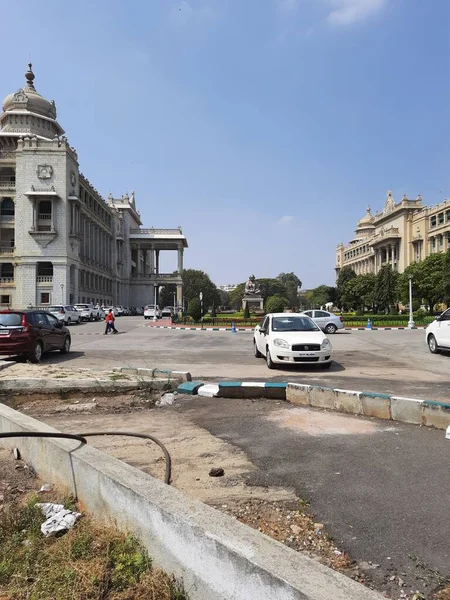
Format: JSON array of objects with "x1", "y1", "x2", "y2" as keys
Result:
[{"x1": 0, "y1": 495, "x2": 187, "y2": 600}]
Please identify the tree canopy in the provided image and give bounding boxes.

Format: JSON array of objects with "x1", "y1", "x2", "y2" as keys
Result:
[{"x1": 182, "y1": 269, "x2": 219, "y2": 309}]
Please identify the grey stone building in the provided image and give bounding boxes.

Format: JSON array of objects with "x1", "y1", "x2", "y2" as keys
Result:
[{"x1": 0, "y1": 65, "x2": 187, "y2": 309}]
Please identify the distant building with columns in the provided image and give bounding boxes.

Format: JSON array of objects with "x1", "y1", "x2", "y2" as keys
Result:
[
  {"x1": 0, "y1": 64, "x2": 187, "y2": 309},
  {"x1": 336, "y1": 190, "x2": 450, "y2": 278}
]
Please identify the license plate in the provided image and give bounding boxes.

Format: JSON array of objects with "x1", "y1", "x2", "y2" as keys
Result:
[
  {"x1": 298, "y1": 352, "x2": 315, "y2": 356},
  {"x1": 0, "y1": 330, "x2": 9, "y2": 335}
]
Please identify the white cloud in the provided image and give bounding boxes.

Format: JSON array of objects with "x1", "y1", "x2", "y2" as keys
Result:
[
  {"x1": 278, "y1": 216, "x2": 294, "y2": 225},
  {"x1": 326, "y1": 0, "x2": 387, "y2": 26}
]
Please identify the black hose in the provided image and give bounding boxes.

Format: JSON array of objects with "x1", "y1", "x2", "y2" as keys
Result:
[
  {"x1": 0, "y1": 431, "x2": 171, "y2": 485},
  {"x1": 0, "y1": 432, "x2": 87, "y2": 444},
  {"x1": 78, "y1": 432, "x2": 171, "y2": 485}
]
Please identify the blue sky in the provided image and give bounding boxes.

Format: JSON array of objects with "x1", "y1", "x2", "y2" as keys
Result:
[{"x1": 2, "y1": 0, "x2": 449, "y2": 288}]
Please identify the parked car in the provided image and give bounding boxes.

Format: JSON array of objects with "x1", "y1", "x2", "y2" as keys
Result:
[
  {"x1": 299, "y1": 310, "x2": 344, "y2": 334},
  {"x1": 425, "y1": 308, "x2": 450, "y2": 353},
  {"x1": 253, "y1": 313, "x2": 332, "y2": 369},
  {"x1": 0, "y1": 310, "x2": 71, "y2": 362},
  {"x1": 46, "y1": 305, "x2": 81, "y2": 326},
  {"x1": 104, "y1": 306, "x2": 118, "y2": 317},
  {"x1": 144, "y1": 305, "x2": 162, "y2": 320},
  {"x1": 115, "y1": 306, "x2": 125, "y2": 316},
  {"x1": 161, "y1": 306, "x2": 173, "y2": 318},
  {"x1": 135, "y1": 307, "x2": 144, "y2": 316},
  {"x1": 95, "y1": 306, "x2": 106, "y2": 320},
  {"x1": 74, "y1": 303, "x2": 100, "y2": 322}
]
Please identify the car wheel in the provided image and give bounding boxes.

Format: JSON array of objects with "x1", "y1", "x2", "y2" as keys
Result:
[
  {"x1": 67, "y1": 317, "x2": 71, "y2": 326},
  {"x1": 325, "y1": 323, "x2": 337, "y2": 334},
  {"x1": 266, "y1": 348, "x2": 276, "y2": 369},
  {"x1": 29, "y1": 341, "x2": 43, "y2": 363},
  {"x1": 428, "y1": 334, "x2": 440, "y2": 354},
  {"x1": 254, "y1": 339, "x2": 262, "y2": 358},
  {"x1": 60, "y1": 336, "x2": 71, "y2": 354},
  {"x1": 90, "y1": 314, "x2": 94, "y2": 322}
]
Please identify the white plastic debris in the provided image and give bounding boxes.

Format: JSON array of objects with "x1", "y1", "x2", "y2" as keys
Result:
[
  {"x1": 445, "y1": 425, "x2": 450, "y2": 440},
  {"x1": 36, "y1": 502, "x2": 81, "y2": 537},
  {"x1": 156, "y1": 393, "x2": 175, "y2": 407},
  {"x1": 38, "y1": 483, "x2": 52, "y2": 493}
]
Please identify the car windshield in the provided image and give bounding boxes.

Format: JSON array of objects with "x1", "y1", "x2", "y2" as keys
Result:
[
  {"x1": 75, "y1": 305, "x2": 88, "y2": 309},
  {"x1": 271, "y1": 316, "x2": 319, "y2": 332},
  {"x1": 0, "y1": 313, "x2": 22, "y2": 327},
  {"x1": 47, "y1": 306, "x2": 62, "y2": 311}
]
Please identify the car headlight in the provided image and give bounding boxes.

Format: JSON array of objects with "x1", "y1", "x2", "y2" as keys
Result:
[
  {"x1": 273, "y1": 338, "x2": 289, "y2": 349},
  {"x1": 321, "y1": 339, "x2": 331, "y2": 350}
]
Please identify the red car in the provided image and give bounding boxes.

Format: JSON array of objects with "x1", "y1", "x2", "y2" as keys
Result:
[{"x1": 0, "y1": 310, "x2": 71, "y2": 362}]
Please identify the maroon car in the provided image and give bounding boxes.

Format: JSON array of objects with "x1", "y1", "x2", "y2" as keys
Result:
[{"x1": 0, "y1": 310, "x2": 71, "y2": 362}]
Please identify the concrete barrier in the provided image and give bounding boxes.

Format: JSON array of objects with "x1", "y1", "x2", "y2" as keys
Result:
[
  {"x1": 0, "y1": 377, "x2": 171, "y2": 395},
  {"x1": 217, "y1": 382, "x2": 287, "y2": 400},
  {"x1": 0, "y1": 404, "x2": 383, "y2": 600},
  {"x1": 286, "y1": 383, "x2": 450, "y2": 430}
]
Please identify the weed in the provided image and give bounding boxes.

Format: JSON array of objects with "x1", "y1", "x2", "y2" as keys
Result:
[{"x1": 0, "y1": 498, "x2": 188, "y2": 599}]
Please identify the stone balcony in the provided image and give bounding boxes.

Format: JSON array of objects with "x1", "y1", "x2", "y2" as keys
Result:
[
  {"x1": 131, "y1": 273, "x2": 182, "y2": 285},
  {"x1": 0, "y1": 247, "x2": 15, "y2": 256},
  {"x1": 0, "y1": 180, "x2": 15, "y2": 193}
]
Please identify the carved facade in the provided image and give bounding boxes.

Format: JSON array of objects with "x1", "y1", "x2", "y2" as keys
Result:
[
  {"x1": 336, "y1": 191, "x2": 450, "y2": 278},
  {"x1": 0, "y1": 65, "x2": 187, "y2": 309}
]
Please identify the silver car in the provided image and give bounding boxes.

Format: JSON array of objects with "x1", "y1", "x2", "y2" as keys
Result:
[{"x1": 299, "y1": 310, "x2": 344, "y2": 334}]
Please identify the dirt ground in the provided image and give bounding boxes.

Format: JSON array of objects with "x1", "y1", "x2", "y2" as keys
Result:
[
  {"x1": 0, "y1": 447, "x2": 38, "y2": 506},
  {"x1": 12, "y1": 390, "x2": 449, "y2": 600}
]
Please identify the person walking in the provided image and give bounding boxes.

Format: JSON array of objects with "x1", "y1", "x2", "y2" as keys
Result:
[{"x1": 104, "y1": 309, "x2": 118, "y2": 335}]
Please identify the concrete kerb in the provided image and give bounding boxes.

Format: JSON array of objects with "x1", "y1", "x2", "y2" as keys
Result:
[
  {"x1": 0, "y1": 404, "x2": 383, "y2": 600},
  {"x1": 0, "y1": 377, "x2": 171, "y2": 395},
  {"x1": 113, "y1": 366, "x2": 192, "y2": 382}
]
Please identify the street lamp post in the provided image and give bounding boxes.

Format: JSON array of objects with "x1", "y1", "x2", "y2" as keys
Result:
[
  {"x1": 408, "y1": 275, "x2": 416, "y2": 329},
  {"x1": 199, "y1": 291, "x2": 203, "y2": 325}
]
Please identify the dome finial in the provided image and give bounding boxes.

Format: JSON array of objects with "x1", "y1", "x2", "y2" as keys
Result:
[{"x1": 25, "y1": 63, "x2": 35, "y2": 90}]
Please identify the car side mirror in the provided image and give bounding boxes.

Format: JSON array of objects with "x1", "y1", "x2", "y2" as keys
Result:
[
  {"x1": 435, "y1": 316, "x2": 442, "y2": 322},
  {"x1": 55, "y1": 321, "x2": 63, "y2": 328},
  {"x1": 260, "y1": 328, "x2": 267, "y2": 335}
]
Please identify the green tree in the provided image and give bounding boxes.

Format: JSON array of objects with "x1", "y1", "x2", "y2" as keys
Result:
[
  {"x1": 158, "y1": 284, "x2": 176, "y2": 308},
  {"x1": 277, "y1": 273, "x2": 302, "y2": 306},
  {"x1": 336, "y1": 267, "x2": 357, "y2": 309},
  {"x1": 340, "y1": 274, "x2": 376, "y2": 311},
  {"x1": 265, "y1": 295, "x2": 289, "y2": 313},
  {"x1": 374, "y1": 265, "x2": 398, "y2": 312},
  {"x1": 229, "y1": 283, "x2": 245, "y2": 310},
  {"x1": 243, "y1": 302, "x2": 250, "y2": 319},
  {"x1": 188, "y1": 298, "x2": 202, "y2": 321},
  {"x1": 182, "y1": 269, "x2": 220, "y2": 310},
  {"x1": 415, "y1": 253, "x2": 445, "y2": 311},
  {"x1": 443, "y1": 248, "x2": 450, "y2": 304},
  {"x1": 310, "y1": 285, "x2": 337, "y2": 308},
  {"x1": 257, "y1": 278, "x2": 287, "y2": 300},
  {"x1": 397, "y1": 263, "x2": 421, "y2": 306}
]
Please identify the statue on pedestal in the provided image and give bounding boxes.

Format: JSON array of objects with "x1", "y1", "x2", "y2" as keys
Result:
[
  {"x1": 245, "y1": 275, "x2": 260, "y2": 296},
  {"x1": 242, "y1": 275, "x2": 264, "y2": 311}
]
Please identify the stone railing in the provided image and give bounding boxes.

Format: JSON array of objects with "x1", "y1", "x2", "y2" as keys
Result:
[
  {"x1": 133, "y1": 273, "x2": 182, "y2": 280},
  {"x1": 130, "y1": 228, "x2": 183, "y2": 235},
  {"x1": 0, "y1": 278, "x2": 14, "y2": 285},
  {"x1": 36, "y1": 276, "x2": 53, "y2": 284},
  {"x1": 0, "y1": 181, "x2": 15, "y2": 190},
  {"x1": 0, "y1": 215, "x2": 15, "y2": 222},
  {"x1": 0, "y1": 247, "x2": 15, "y2": 255}
]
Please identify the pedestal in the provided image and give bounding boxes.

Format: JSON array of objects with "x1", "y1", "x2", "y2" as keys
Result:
[{"x1": 242, "y1": 295, "x2": 264, "y2": 312}]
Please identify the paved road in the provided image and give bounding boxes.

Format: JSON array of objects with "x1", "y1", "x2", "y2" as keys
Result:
[
  {"x1": 175, "y1": 396, "x2": 450, "y2": 596},
  {"x1": 40, "y1": 316, "x2": 450, "y2": 400}
]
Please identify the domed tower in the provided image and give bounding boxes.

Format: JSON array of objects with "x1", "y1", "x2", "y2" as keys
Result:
[
  {"x1": 1, "y1": 64, "x2": 64, "y2": 138},
  {"x1": 354, "y1": 205, "x2": 375, "y2": 240}
]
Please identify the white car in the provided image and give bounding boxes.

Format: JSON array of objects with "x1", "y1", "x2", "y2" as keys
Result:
[
  {"x1": 104, "y1": 306, "x2": 118, "y2": 317},
  {"x1": 96, "y1": 306, "x2": 106, "y2": 320},
  {"x1": 425, "y1": 308, "x2": 450, "y2": 353},
  {"x1": 47, "y1": 305, "x2": 81, "y2": 326},
  {"x1": 74, "y1": 303, "x2": 100, "y2": 322},
  {"x1": 144, "y1": 305, "x2": 162, "y2": 320},
  {"x1": 254, "y1": 313, "x2": 333, "y2": 369},
  {"x1": 299, "y1": 310, "x2": 344, "y2": 334}
]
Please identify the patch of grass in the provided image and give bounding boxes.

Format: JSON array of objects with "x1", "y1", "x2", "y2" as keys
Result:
[
  {"x1": 0, "y1": 497, "x2": 188, "y2": 600},
  {"x1": 109, "y1": 373, "x2": 130, "y2": 381},
  {"x1": 54, "y1": 374, "x2": 69, "y2": 379}
]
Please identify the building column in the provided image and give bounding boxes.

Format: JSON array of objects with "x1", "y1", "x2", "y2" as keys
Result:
[
  {"x1": 178, "y1": 246, "x2": 184, "y2": 274},
  {"x1": 176, "y1": 284, "x2": 183, "y2": 310},
  {"x1": 155, "y1": 250, "x2": 160, "y2": 275},
  {"x1": 390, "y1": 244, "x2": 394, "y2": 268},
  {"x1": 136, "y1": 247, "x2": 142, "y2": 275},
  {"x1": 149, "y1": 246, "x2": 155, "y2": 275},
  {"x1": 74, "y1": 266, "x2": 79, "y2": 303}
]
